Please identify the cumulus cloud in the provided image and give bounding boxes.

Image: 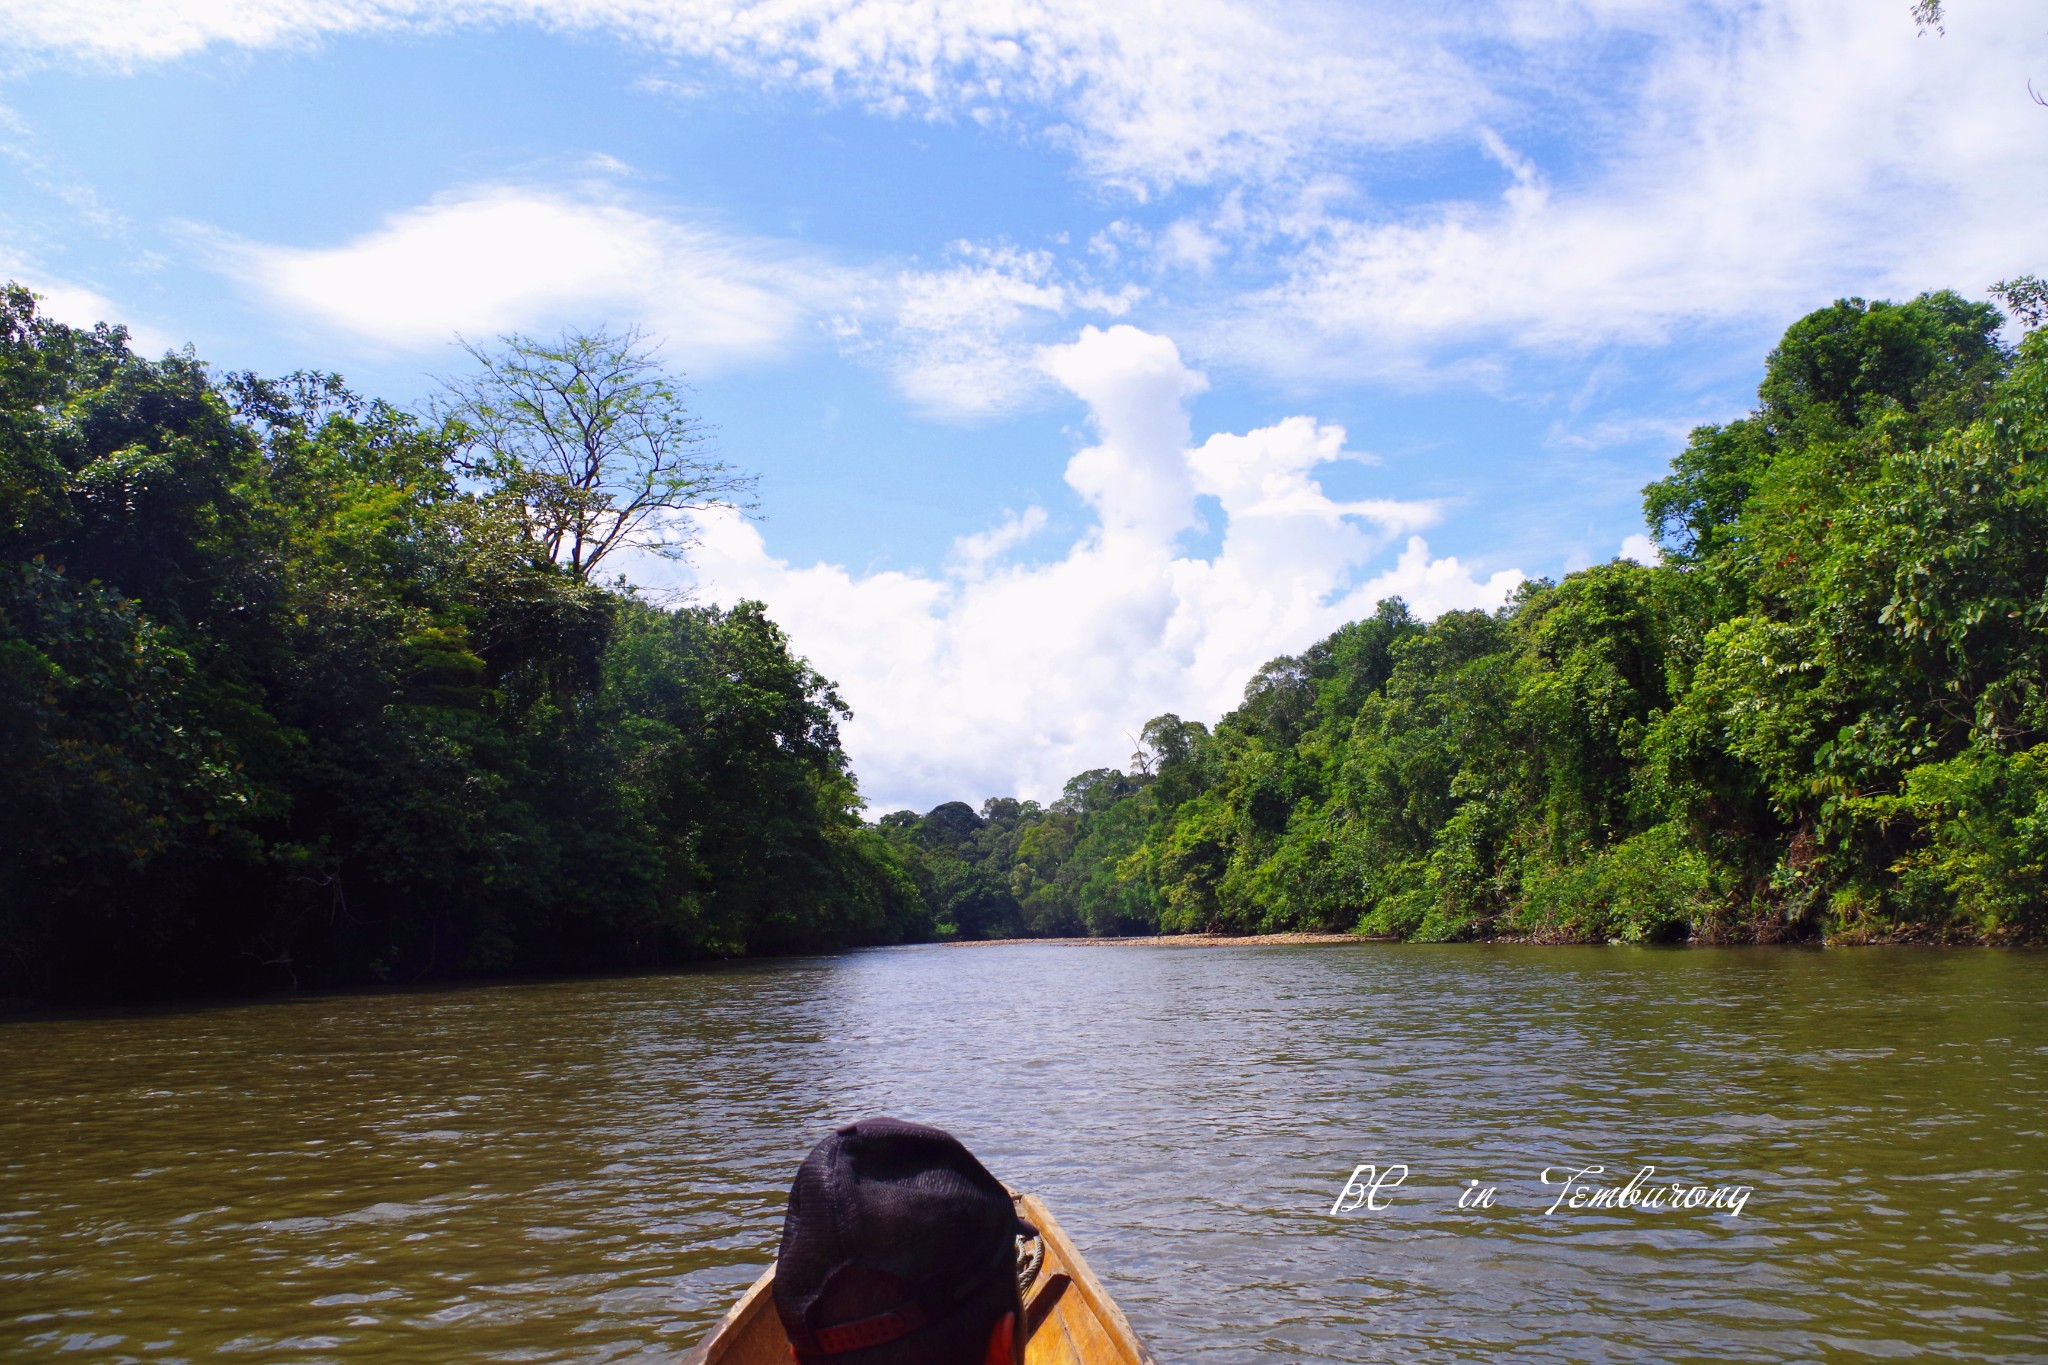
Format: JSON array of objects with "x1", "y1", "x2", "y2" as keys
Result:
[
  {"x1": 216, "y1": 185, "x2": 844, "y2": 369},
  {"x1": 1617, "y1": 533, "x2": 1661, "y2": 566},
  {"x1": 637, "y1": 324, "x2": 1520, "y2": 811}
]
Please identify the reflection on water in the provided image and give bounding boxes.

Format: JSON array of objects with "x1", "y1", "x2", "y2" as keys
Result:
[{"x1": 3, "y1": 945, "x2": 2045, "y2": 1362}]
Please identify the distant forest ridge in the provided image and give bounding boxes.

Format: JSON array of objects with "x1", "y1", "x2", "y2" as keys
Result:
[{"x1": 4, "y1": 283, "x2": 2045, "y2": 1003}]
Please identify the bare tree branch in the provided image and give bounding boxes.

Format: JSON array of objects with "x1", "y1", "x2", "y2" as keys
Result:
[{"x1": 436, "y1": 327, "x2": 757, "y2": 581}]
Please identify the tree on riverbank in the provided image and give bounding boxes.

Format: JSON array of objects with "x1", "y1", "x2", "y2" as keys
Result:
[
  {"x1": 897, "y1": 290, "x2": 2048, "y2": 946},
  {"x1": 0, "y1": 287, "x2": 923, "y2": 1004}
]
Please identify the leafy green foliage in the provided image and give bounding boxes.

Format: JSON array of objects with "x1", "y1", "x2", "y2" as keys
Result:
[
  {"x1": 11, "y1": 280, "x2": 2042, "y2": 998},
  {"x1": 0, "y1": 287, "x2": 920, "y2": 1003},
  {"x1": 1992, "y1": 274, "x2": 2047, "y2": 330},
  {"x1": 894, "y1": 291, "x2": 2048, "y2": 946}
]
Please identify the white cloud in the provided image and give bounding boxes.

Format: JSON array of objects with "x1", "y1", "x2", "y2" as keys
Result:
[
  {"x1": 1217, "y1": 0, "x2": 2048, "y2": 371},
  {"x1": 0, "y1": 101, "x2": 125, "y2": 231},
  {"x1": 218, "y1": 188, "x2": 1147, "y2": 407},
  {"x1": 872, "y1": 240, "x2": 1081, "y2": 419},
  {"x1": 0, "y1": 1, "x2": 1480, "y2": 194},
  {"x1": 1547, "y1": 411, "x2": 1715, "y2": 454},
  {"x1": 638, "y1": 324, "x2": 1519, "y2": 810},
  {"x1": 16, "y1": 1, "x2": 2045, "y2": 392},
  {"x1": 1158, "y1": 219, "x2": 1225, "y2": 275},
  {"x1": 1617, "y1": 533, "x2": 1661, "y2": 566},
  {"x1": 949, "y1": 505, "x2": 1048, "y2": 579},
  {"x1": 23, "y1": 277, "x2": 126, "y2": 330},
  {"x1": 2, "y1": 255, "x2": 178, "y2": 353},
  {"x1": 1040, "y1": 325, "x2": 1206, "y2": 544},
  {"x1": 218, "y1": 185, "x2": 842, "y2": 369},
  {"x1": 0, "y1": 0, "x2": 386, "y2": 66},
  {"x1": 867, "y1": 242, "x2": 1132, "y2": 420}
]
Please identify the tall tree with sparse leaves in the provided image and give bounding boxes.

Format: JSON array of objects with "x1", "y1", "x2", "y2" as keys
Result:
[{"x1": 439, "y1": 327, "x2": 756, "y2": 580}]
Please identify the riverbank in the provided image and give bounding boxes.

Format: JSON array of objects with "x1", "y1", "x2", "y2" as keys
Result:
[
  {"x1": 935, "y1": 928, "x2": 2038, "y2": 948},
  {"x1": 938, "y1": 931, "x2": 1379, "y2": 947},
  {"x1": 14, "y1": 927, "x2": 2029, "y2": 1015}
]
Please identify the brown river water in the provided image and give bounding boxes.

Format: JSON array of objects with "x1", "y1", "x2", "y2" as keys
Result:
[{"x1": 3, "y1": 943, "x2": 2045, "y2": 1362}]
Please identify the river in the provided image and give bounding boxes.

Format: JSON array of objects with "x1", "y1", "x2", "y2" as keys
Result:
[{"x1": 3, "y1": 943, "x2": 2044, "y2": 1362}]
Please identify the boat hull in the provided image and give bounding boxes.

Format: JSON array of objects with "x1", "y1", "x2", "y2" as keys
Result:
[{"x1": 682, "y1": 1192, "x2": 1156, "y2": 1365}]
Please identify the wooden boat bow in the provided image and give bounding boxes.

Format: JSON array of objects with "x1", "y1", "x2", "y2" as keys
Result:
[{"x1": 682, "y1": 1191, "x2": 1156, "y2": 1365}]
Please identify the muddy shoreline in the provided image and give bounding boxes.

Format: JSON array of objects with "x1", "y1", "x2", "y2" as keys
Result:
[
  {"x1": 934, "y1": 931, "x2": 1382, "y2": 947},
  {"x1": 931, "y1": 930, "x2": 2029, "y2": 948}
]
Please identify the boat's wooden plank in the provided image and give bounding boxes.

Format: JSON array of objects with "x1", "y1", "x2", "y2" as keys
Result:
[
  {"x1": 1018, "y1": 1194, "x2": 1156, "y2": 1365},
  {"x1": 1023, "y1": 1271, "x2": 1071, "y2": 1340},
  {"x1": 1032, "y1": 1290, "x2": 1133, "y2": 1363},
  {"x1": 1023, "y1": 1273, "x2": 1085, "y2": 1365},
  {"x1": 1045, "y1": 1278, "x2": 1133, "y2": 1365},
  {"x1": 680, "y1": 1266, "x2": 781, "y2": 1365}
]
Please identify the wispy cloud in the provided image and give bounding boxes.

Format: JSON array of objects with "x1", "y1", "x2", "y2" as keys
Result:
[
  {"x1": 16, "y1": 1, "x2": 2046, "y2": 394},
  {"x1": 2, "y1": 251, "x2": 177, "y2": 353},
  {"x1": 1201, "y1": 0, "x2": 2048, "y2": 373},
  {"x1": 210, "y1": 186, "x2": 1150, "y2": 406},
  {"x1": 211, "y1": 185, "x2": 848, "y2": 370},
  {"x1": 0, "y1": 1, "x2": 1480, "y2": 194},
  {"x1": 855, "y1": 241, "x2": 1145, "y2": 420},
  {"x1": 0, "y1": 102, "x2": 126, "y2": 231},
  {"x1": 949, "y1": 505, "x2": 1049, "y2": 579}
]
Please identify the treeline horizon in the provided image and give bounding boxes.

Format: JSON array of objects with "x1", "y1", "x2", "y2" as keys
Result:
[
  {"x1": 4, "y1": 283, "x2": 2044, "y2": 1005},
  {"x1": 880, "y1": 287, "x2": 2048, "y2": 949}
]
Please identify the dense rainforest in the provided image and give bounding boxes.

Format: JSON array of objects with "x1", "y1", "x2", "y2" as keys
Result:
[
  {"x1": 5, "y1": 284, "x2": 2044, "y2": 1004},
  {"x1": 0, "y1": 286, "x2": 925, "y2": 1004},
  {"x1": 884, "y1": 288, "x2": 2048, "y2": 947}
]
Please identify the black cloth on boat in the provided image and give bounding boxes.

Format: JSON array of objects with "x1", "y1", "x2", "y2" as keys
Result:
[{"x1": 774, "y1": 1116, "x2": 1031, "y2": 1363}]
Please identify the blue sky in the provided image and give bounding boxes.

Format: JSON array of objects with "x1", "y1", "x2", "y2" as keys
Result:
[{"x1": 4, "y1": 0, "x2": 2044, "y2": 811}]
